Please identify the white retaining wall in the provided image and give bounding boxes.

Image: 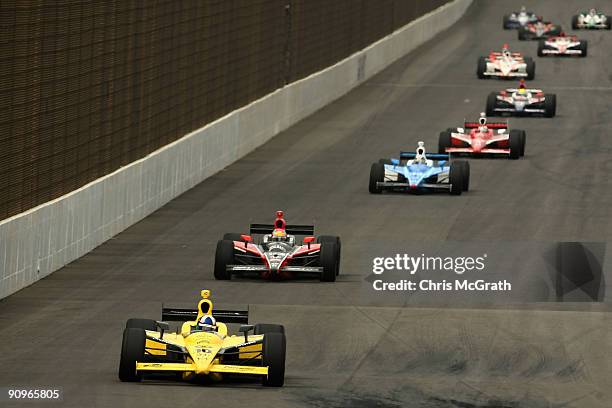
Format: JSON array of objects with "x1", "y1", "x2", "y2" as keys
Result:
[{"x1": 0, "y1": 0, "x2": 472, "y2": 299}]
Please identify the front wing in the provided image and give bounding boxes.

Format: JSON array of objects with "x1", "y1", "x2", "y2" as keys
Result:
[
  {"x1": 446, "y1": 147, "x2": 510, "y2": 155},
  {"x1": 228, "y1": 264, "x2": 323, "y2": 274},
  {"x1": 136, "y1": 362, "x2": 268, "y2": 376}
]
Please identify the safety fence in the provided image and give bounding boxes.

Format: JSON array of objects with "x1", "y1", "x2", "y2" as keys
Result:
[{"x1": 0, "y1": 0, "x2": 450, "y2": 220}]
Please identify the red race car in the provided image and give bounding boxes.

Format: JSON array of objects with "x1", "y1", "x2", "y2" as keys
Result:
[
  {"x1": 214, "y1": 211, "x2": 341, "y2": 281},
  {"x1": 438, "y1": 113, "x2": 526, "y2": 159}
]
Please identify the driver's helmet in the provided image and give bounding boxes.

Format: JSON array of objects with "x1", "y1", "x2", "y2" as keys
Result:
[
  {"x1": 478, "y1": 113, "x2": 488, "y2": 132},
  {"x1": 520, "y1": 6, "x2": 526, "y2": 14},
  {"x1": 196, "y1": 315, "x2": 217, "y2": 332},
  {"x1": 517, "y1": 80, "x2": 527, "y2": 95},
  {"x1": 271, "y1": 228, "x2": 287, "y2": 242},
  {"x1": 589, "y1": 9, "x2": 596, "y2": 16}
]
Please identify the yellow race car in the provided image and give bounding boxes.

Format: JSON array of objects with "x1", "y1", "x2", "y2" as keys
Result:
[{"x1": 118, "y1": 290, "x2": 286, "y2": 386}]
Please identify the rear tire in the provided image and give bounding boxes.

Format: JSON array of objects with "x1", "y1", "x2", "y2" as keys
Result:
[
  {"x1": 214, "y1": 240, "x2": 234, "y2": 280},
  {"x1": 518, "y1": 27, "x2": 528, "y2": 40},
  {"x1": 606, "y1": 17, "x2": 611, "y2": 30},
  {"x1": 438, "y1": 131, "x2": 452, "y2": 153},
  {"x1": 449, "y1": 163, "x2": 464, "y2": 195},
  {"x1": 503, "y1": 15, "x2": 511, "y2": 29},
  {"x1": 369, "y1": 163, "x2": 384, "y2": 194},
  {"x1": 254, "y1": 324, "x2": 285, "y2": 335},
  {"x1": 126, "y1": 318, "x2": 157, "y2": 331},
  {"x1": 544, "y1": 94, "x2": 556, "y2": 117},
  {"x1": 318, "y1": 235, "x2": 341, "y2": 275},
  {"x1": 262, "y1": 333, "x2": 286, "y2": 387},
  {"x1": 509, "y1": 130, "x2": 522, "y2": 159},
  {"x1": 486, "y1": 93, "x2": 498, "y2": 116},
  {"x1": 319, "y1": 241, "x2": 338, "y2": 282},
  {"x1": 118, "y1": 328, "x2": 145, "y2": 382}
]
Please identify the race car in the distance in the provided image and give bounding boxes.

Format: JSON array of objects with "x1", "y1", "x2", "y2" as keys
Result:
[
  {"x1": 518, "y1": 21, "x2": 562, "y2": 40},
  {"x1": 537, "y1": 33, "x2": 587, "y2": 57},
  {"x1": 438, "y1": 113, "x2": 525, "y2": 159},
  {"x1": 572, "y1": 9, "x2": 611, "y2": 29},
  {"x1": 119, "y1": 290, "x2": 286, "y2": 386},
  {"x1": 477, "y1": 45, "x2": 535, "y2": 80},
  {"x1": 503, "y1": 6, "x2": 541, "y2": 29},
  {"x1": 214, "y1": 211, "x2": 340, "y2": 282},
  {"x1": 369, "y1": 141, "x2": 469, "y2": 196},
  {"x1": 486, "y1": 79, "x2": 556, "y2": 117}
]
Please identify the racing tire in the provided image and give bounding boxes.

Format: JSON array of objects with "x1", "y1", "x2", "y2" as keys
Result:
[
  {"x1": 119, "y1": 328, "x2": 145, "y2": 382},
  {"x1": 486, "y1": 93, "x2": 498, "y2": 116},
  {"x1": 476, "y1": 57, "x2": 487, "y2": 79},
  {"x1": 214, "y1": 240, "x2": 234, "y2": 280},
  {"x1": 438, "y1": 131, "x2": 452, "y2": 154},
  {"x1": 503, "y1": 15, "x2": 511, "y2": 29},
  {"x1": 369, "y1": 163, "x2": 384, "y2": 194},
  {"x1": 378, "y1": 158, "x2": 392, "y2": 165},
  {"x1": 537, "y1": 40, "x2": 545, "y2": 57},
  {"x1": 254, "y1": 324, "x2": 285, "y2": 335},
  {"x1": 571, "y1": 15, "x2": 579, "y2": 30},
  {"x1": 544, "y1": 94, "x2": 556, "y2": 118},
  {"x1": 606, "y1": 17, "x2": 611, "y2": 30},
  {"x1": 319, "y1": 241, "x2": 338, "y2": 282},
  {"x1": 579, "y1": 41, "x2": 588, "y2": 57},
  {"x1": 448, "y1": 163, "x2": 464, "y2": 196},
  {"x1": 454, "y1": 160, "x2": 470, "y2": 192},
  {"x1": 519, "y1": 130, "x2": 526, "y2": 156},
  {"x1": 223, "y1": 233, "x2": 244, "y2": 241},
  {"x1": 318, "y1": 235, "x2": 341, "y2": 275},
  {"x1": 262, "y1": 332, "x2": 286, "y2": 387},
  {"x1": 126, "y1": 318, "x2": 157, "y2": 331},
  {"x1": 525, "y1": 58, "x2": 536, "y2": 80},
  {"x1": 509, "y1": 130, "x2": 522, "y2": 159},
  {"x1": 517, "y1": 27, "x2": 528, "y2": 40}
]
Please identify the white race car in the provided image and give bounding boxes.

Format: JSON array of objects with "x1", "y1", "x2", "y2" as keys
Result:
[
  {"x1": 486, "y1": 80, "x2": 556, "y2": 118},
  {"x1": 477, "y1": 45, "x2": 535, "y2": 80},
  {"x1": 538, "y1": 33, "x2": 587, "y2": 57},
  {"x1": 572, "y1": 9, "x2": 611, "y2": 29},
  {"x1": 503, "y1": 6, "x2": 541, "y2": 29}
]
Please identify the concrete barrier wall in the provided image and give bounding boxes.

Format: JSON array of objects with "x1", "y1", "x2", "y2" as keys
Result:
[{"x1": 0, "y1": 0, "x2": 472, "y2": 299}]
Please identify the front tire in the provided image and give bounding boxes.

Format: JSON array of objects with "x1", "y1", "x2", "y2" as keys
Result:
[
  {"x1": 449, "y1": 163, "x2": 464, "y2": 195},
  {"x1": 579, "y1": 41, "x2": 588, "y2": 57},
  {"x1": 537, "y1": 40, "x2": 545, "y2": 57},
  {"x1": 571, "y1": 15, "x2": 579, "y2": 30},
  {"x1": 544, "y1": 94, "x2": 556, "y2": 117},
  {"x1": 438, "y1": 131, "x2": 452, "y2": 153},
  {"x1": 369, "y1": 163, "x2": 384, "y2": 194},
  {"x1": 118, "y1": 328, "x2": 145, "y2": 382},
  {"x1": 318, "y1": 236, "x2": 341, "y2": 275},
  {"x1": 525, "y1": 58, "x2": 536, "y2": 80},
  {"x1": 509, "y1": 130, "x2": 522, "y2": 159},
  {"x1": 262, "y1": 333, "x2": 286, "y2": 387},
  {"x1": 477, "y1": 57, "x2": 487, "y2": 79},
  {"x1": 319, "y1": 241, "x2": 338, "y2": 282},
  {"x1": 454, "y1": 161, "x2": 470, "y2": 191},
  {"x1": 486, "y1": 93, "x2": 498, "y2": 116},
  {"x1": 214, "y1": 240, "x2": 234, "y2": 280}
]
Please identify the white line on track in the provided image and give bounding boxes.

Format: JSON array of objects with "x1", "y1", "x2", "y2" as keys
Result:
[{"x1": 368, "y1": 82, "x2": 612, "y2": 92}]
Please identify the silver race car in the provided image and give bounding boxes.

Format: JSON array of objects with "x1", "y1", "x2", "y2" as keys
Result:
[
  {"x1": 477, "y1": 45, "x2": 535, "y2": 80},
  {"x1": 537, "y1": 33, "x2": 587, "y2": 57},
  {"x1": 572, "y1": 9, "x2": 611, "y2": 29},
  {"x1": 503, "y1": 6, "x2": 541, "y2": 29},
  {"x1": 518, "y1": 21, "x2": 562, "y2": 40},
  {"x1": 486, "y1": 80, "x2": 556, "y2": 118}
]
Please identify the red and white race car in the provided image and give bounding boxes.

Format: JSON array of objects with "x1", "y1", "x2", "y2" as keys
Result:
[
  {"x1": 537, "y1": 33, "x2": 587, "y2": 57},
  {"x1": 477, "y1": 44, "x2": 535, "y2": 79},
  {"x1": 438, "y1": 113, "x2": 526, "y2": 159},
  {"x1": 214, "y1": 211, "x2": 341, "y2": 282}
]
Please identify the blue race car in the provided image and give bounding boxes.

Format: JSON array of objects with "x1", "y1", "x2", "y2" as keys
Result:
[{"x1": 369, "y1": 142, "x2": 469, "y2": 195}]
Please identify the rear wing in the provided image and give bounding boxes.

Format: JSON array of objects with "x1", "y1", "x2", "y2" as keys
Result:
[
  {"x1": 250, "y1": 223, "x2": 314, "y2": 236},
  {"x1": 464, "y1": 122, "x2": 508, "y2": 129},
  {"x1": 162, "y1": 307, "x2": 249, "y2": 324},
  {"x1": 400, "y1": 152, "x2": 450, "y2": 160}
]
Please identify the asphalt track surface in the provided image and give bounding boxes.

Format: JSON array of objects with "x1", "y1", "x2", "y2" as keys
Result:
[{"x1": 1, "y1": 1, "x2": 612, "y2": 407}]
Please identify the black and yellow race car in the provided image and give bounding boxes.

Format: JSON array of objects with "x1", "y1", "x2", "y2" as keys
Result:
[{"x1": 118, "y1": 290, "x2": 286, "y2": 386}]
